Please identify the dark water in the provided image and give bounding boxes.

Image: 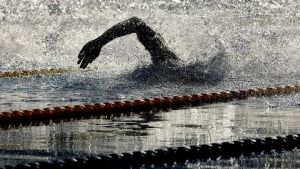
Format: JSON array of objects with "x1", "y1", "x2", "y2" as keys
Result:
[
  {"x1": 0, "y1": 95, "x2": 299, "y2": 167},
  {"x1": 0, "y1": 0, "x2": 299, "y2": 111},
  {"x1": 0, "y1": 0, "x2": 299, "y2": 168}
]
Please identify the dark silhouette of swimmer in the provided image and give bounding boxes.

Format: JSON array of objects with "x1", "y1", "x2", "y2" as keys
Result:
[
  {"x1": 78, "y1": 17, "x2": 181, "y2": 69},
  {"x1": 77, "y1": 17, "x2": 228, "y2": 83}
]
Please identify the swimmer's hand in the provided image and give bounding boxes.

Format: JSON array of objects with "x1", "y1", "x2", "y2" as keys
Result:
[{"x1": 77, "y1": 39, "x2": 102, "y2": 69}]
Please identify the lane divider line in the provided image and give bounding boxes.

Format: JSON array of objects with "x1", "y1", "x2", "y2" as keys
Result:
[
  {"x1": 0, "y1": 67, "x2": 78, "y2": 78},
  {"x1": 10, "y1": 134, "x2": 300, "y2": 169},
  {"x1": 0, "y1": 84, "x2": 299, "y2": 128}
]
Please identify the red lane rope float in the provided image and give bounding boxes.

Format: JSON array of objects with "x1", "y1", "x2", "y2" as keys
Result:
[
  {"x1": 0, "y1": 85, "x2": 299, "y2": 128},
  {"x1": 0, "y1": 67, "x2": 76, "y2": 78}
]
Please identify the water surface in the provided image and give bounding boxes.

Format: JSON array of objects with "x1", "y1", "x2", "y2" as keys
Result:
[{"x1": 0, "y1": 0, "x2": 299, "y2": 168}]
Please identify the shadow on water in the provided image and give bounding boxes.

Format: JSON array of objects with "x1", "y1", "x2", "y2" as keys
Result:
[
  {"x1": 126, "y1": 53, "x2": 229, "y2": 85},
  {"x1": 57, "y1": 51, "x2": 229, "y2": 101},
  {"x1": 103, "y1": 41, "x2": 230, "y2": 98},
  {"x1": 126, "y1": 36, "x2": 230, "y2": 86}
]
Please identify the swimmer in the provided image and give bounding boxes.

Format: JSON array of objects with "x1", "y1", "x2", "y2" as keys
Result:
[
  {"x1": 78, "y1": 17, "x2": 182, "y2": 69},
  {"x1": 77, "y1": 17, "x2": 228, "y2": 83}
]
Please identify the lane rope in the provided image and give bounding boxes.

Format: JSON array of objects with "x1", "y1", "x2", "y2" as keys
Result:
[
  {"x1": 0, "y1": 84, "x2": 299, "y2": 128},
  {"x1": 8, "y1": 134, "x2": 300, "y2": 169},
  {"x1": 0, "y1": 68, "x2": 77, "y2": 78}
]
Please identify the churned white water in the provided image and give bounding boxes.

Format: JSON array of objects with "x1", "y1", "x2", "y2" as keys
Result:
[{"x1": 0, "y1": 0, "x2": 299, "y2": 111}]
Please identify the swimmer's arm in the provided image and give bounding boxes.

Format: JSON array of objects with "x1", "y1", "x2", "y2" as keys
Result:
[
  {"x1": 95, "y1": 17, "x2": 155, "y2": 46},
  {"x1": 78, "y1": 17, "x2": 153, "y2": 68},
  {"x1": 78, "y1": 17, "x2": 178, "y2": 68}
]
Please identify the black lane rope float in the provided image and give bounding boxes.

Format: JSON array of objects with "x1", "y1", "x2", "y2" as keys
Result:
[
  {"x1": 0, "y1": 85, "x2": 299, "y2": 128},
  {"x1": 0, "y1": 68, "x2": 76, "y2": 78},
  {"x1": 5, "y1": 134, "x2": 300, "y2": 169}
]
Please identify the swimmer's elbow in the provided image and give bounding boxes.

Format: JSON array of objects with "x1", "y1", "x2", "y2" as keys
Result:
[{"x1": 128, "y1": 17, "x2": 146, "y2": 26}]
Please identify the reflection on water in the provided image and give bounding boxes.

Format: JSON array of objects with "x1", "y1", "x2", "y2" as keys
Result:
[
  {"x1": 0, "y1": 95, "x2": 299, "y2": 167},
  {"x1": 187, "y1": 149, "x2": 300, "y2": 169},
  {"x1": 0, "y1": 0, "x2": 299, "y2": 112}
]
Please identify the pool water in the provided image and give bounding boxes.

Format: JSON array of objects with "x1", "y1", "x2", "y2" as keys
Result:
[
  {"x1": 0, "y1": 95, "x2": 299, "y2": 167},
  {"x1": 0, "y1": 0, "x2": 299, "y2": 168}
]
